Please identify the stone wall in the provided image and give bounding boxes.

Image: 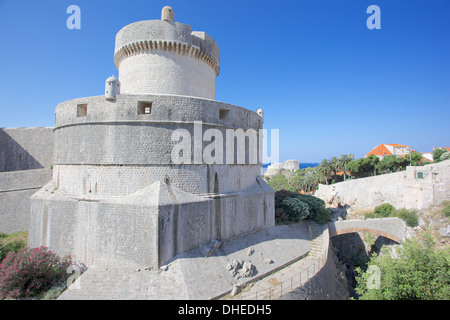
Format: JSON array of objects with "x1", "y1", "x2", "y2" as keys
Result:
[
  {"x1": 315, "y1": 160, "x2": 450, "y2": 211},
  {"x1": 0, "y1": 127, "x2": 54, "y2": 233},
  {"x1": 0, "y1": 168, "x2": 52, "y2": 233},
  {"x1": 29, "y1": 177, "x2": 274, "y2": 267},
  {"x1": 0, "y1": 127, "x2": 53, "y2": 172}
]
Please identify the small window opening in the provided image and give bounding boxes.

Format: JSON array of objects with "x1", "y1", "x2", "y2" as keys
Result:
[
  {"x1": 138, "y1": 101, "x2": 152, "y2": 114},
  {"x1": 417, "y1": 172, "x2": 424, "y2": 179},
  {"x1": 77, "y1": 104, "x2": 87, "y2": 117},
  {"x1": 219, "y1": 108, "x2": 229, "y2": 119}
]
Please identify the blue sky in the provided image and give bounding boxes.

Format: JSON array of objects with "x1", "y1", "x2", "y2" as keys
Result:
[{"x1": 0, "y1": 0, "x2": 449, "y2": 162}]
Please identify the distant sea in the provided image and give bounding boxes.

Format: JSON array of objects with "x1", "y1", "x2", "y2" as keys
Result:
[{"x1": 262, "y1": 162, "x2": 319, "y2": 175}]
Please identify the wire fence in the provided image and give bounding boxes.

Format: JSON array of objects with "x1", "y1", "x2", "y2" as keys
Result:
[{"x1": 236, "y1": 249, "x2": 328, "y2": 300}]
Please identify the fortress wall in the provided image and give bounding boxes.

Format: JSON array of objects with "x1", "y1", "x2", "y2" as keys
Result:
[
  {"x1": 28, "y1": 190, "x2": 160, "y2": 266},
  {"x1": 54, "y1": 94, "x2": 261, "y2": 130},
  {"x1": 0, "y1": 168, "x2": 52, "y2": 233},
  {"x1": 29, "y1": 177, "x2": 274, "y2": 268},
  {"x1": 0, "y1": 127, "x2": 54, "y2": 172},
  {"x1": 315, "y1": 160, "x2": 450, "y2": 211},
  {"x1": 53, "y1": 164, "x2": 261, "y2": 197}
]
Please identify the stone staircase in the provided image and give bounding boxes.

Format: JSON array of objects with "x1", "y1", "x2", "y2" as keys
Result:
[{"x1": 308, "y1": 221, "x2": 327, "y2": 258}]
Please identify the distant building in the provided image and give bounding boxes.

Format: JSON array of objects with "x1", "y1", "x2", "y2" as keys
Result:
[
  {"x1": 365, "y1": 143, "x2": 412, "y2": 160},
  {"x1": 264, "y1": 159, "x2": 299, "y2": 176},
  {"x1": 422, "y1": 152, "x2": 434, "y2": 162}
]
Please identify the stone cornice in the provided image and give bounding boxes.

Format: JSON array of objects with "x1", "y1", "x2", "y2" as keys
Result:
[{"x1": 114, "y1": 40, "x2": 220, "y2": 76}]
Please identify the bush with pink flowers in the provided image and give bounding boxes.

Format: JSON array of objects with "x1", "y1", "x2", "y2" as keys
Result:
[{"x1": 0, "y1": 246, "x2": 73, "y2": 299}]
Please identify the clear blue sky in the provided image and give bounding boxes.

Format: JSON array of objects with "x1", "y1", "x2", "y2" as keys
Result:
[{"x1": 0, "y1": 0, "x2": 449, "y2": 162}]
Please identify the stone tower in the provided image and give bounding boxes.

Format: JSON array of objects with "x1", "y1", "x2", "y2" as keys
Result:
[{"x1": 29, "y1": 7, "x2": 274, "y2": 268}]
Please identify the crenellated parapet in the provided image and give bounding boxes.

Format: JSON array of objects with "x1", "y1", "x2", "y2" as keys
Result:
[{"x1": 114, "y1": 38, "x2": 220, "y2": 76}]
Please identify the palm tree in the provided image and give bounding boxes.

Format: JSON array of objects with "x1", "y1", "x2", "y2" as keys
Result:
[
  {"x1": 339, "y1": 154, "x2": 354, "y2": 181},
  {"x1": 318, "y1": 159, "x2": 332, "y2": 185},
  {"x1": 330, "y1": 157, "x2": 340, "y2": 183}
]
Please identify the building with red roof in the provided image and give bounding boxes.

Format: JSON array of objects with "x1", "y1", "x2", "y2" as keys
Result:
[{"x1": 365, "y1": 143, "x2": 412, "y2": 160}]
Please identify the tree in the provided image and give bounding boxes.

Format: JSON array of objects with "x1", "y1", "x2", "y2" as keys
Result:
[
  {"x1": 405, "y1": 151, "x2": 423, "y2": 166},
  {"x1": 338, "y1": 154, "x2": 353, "y2": 181},
  {"x1": 318, "y1": 159, "x2": 332, "y2": 185},
  {"x1": 364, "y1": 154, "x2": 379, "y2": 176},
  {"x1": 440, "y1": 152, "x2": 450, "y2": 161},
  {"x1": 432, "y1": 148, "x2": 446, "y2": 163},
  {"x1": 266, "y1": 174, "x2": 288, "y2": 191},
  {"x1": 330, "y1": 157, "x2": 340, "y2": 183},
  {"x1": 376, "y1": 155, "x2": 408, "y2": 174},
  {"x1": 288, "y1": 173, "x2": 306, "y2": 193},
  {"x1": 347, "y1": 155, "x2": 379, "y2": 178}
]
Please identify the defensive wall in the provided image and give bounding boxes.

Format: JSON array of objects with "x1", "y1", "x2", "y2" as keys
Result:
[
  {"x1": 0, "y1": 127, "x2": 54, "y2": 233},
  {"x1": 315, "y1": 160, "x2": 450, "y2": 211}
]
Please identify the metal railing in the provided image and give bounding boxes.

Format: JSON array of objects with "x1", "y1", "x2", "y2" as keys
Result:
[{"x1": 236, "y1": 250, "x2": 328, "y2": 300}]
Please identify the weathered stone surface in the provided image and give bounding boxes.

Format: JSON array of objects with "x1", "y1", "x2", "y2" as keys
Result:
[{"x1": 315, "y1": 160, "x2": 450, "y2": 211}]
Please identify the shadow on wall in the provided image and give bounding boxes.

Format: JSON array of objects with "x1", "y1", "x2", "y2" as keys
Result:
[{"x1": 0, "y1": 129, "x2": 46, "y2": 172}]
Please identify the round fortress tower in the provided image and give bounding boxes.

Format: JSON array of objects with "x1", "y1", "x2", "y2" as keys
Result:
[
  {"x1": 114, "y1": 6, "x2": 220, "y2": 99},
  {"x1": 29, "y1": 6, "x2": 274, "y2": 269}
]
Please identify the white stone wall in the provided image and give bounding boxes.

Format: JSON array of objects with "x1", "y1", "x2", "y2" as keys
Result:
[
  {"x1": 119, "y1": 52, "x2": 216, "y2": 99},
  {"x1": 315, "y1": 160, "x2": 450, "y2": 211},
  {"x1": 29, "y1": 177, "x2": 274, "y2": 267},
  {"x1": 0, "y1": 169, "x2": 52, "y2": 233}
]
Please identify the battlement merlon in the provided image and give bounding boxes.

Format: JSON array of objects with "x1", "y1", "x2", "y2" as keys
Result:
[{"x1": 113, "y1": 20, "x2": 220, "y2": 75}]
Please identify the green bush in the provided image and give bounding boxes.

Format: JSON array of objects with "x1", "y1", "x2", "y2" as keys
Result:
[
  {"x1": 274, "y1": 190, "x2": 301, "y2": 208},
  {"x1": 394, "y1": 208, "x2": 419, "y2": 227},
  {"x1": 440, "y1": 152, "x2": 450, "y2": 161},
  {"x1": 296, "y1": 194, "x2": 326, "y2": 215},
  {"x1": 364, "y1": 211, "x2": 376, "y2": 219},
  {"x1": 281, "y1": 197, "x2": 310, "y2": 222},
  {"x1": 374, "y1": 203, "x2": 396, "y2": 217},
  {"x1": 311, "y1": 207, "x2": 333, "y2": 225},
  {"x1": 442, "y1": 203, "x2": 450, "y2": 218},
  {"x1": 0, "y1": 240, "x2": 26, "y2": 263},
  {"x1": 355, "y1": 235, "x2": 450, "y2": 299}
]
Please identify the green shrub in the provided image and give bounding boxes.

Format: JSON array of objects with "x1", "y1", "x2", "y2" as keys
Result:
[
  {"x1": 0, "y1": 246, "x2": 73, "y2": 299},
  {"x1": 355, "y1": 235, "x2": 450, "y2": 299},
  {"x1": 311, "y1": 207, "x2": 333, "y2": 225},
  {"x1": 364, "y1": 211, "x2": 376, "y2": 219},
  {"x1": 374, "y1": 203, "x2": 396, "y2": 217},
  {"x1": 440, "y1": 152, "x2": 450, "y2": 161},
  {"x1": 281, "y1": 197, "x2": 309, "y2": 222},
  {"x1": 274, "y1": 190, "x2": 304, "y2": 224},
  {"x1": 296, "y1": 194, "x2": 326, "y2": 215},
  {"x1": 395, "y1": 208, "x2": 419, "y2": 227},
  {"x1": 442, "y1": 203, "x2": 450, "y2": 218},
  {"x1": 275, "y1": 190, "x2": 300, "y2": 208},
  {"x1": 0, "y1": 240, "x2": 26, "y2": 263}
]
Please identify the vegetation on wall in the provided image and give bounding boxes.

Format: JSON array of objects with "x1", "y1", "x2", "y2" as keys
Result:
[
  {"x1": 355, "y1": 233, "x2": 450, "y2": 300},
  {"x1": 363, "y1": 203, "x2": 419, "y2": 227}
]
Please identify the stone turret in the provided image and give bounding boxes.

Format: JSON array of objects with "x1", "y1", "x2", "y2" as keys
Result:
[
  {"x1": 105, "y1": 75, "x2": 120, "y2": 100},
  {"x1": 114, "y1": 7, "x2": 220, "y2": 99}
]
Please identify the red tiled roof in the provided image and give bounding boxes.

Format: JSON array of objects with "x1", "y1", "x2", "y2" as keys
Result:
[{"x1": 366, "y1": 144, "x2": 392, "y2": 157}]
